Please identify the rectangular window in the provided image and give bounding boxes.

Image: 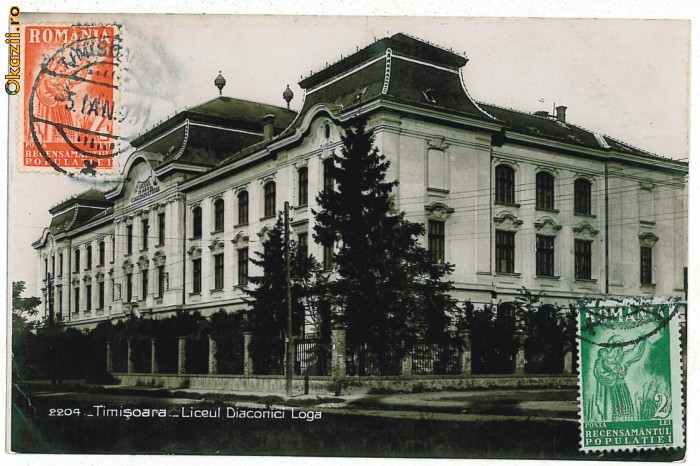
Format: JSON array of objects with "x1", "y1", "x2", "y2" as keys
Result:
[
  {"x1": 214, "y1": 199, "x2": 225, "y2": 232},
  {"x1": 44, "y1": 258, "x2": 48, "y2": 279},
  {"x1": 428, "y1": 220, "x2": 445, "y2": 265},
  {"x1": 98, "y1": 282, "x2": 104, "y2": 310},
  {"x1": 536, "y1": 235, "x2": 555, "y2": 277},
  {"x1": 298, "y1": 232, "x2": 308, "y2": 258},
  {"x1": 214, "y1": 254, "x2": 224, "y2": 290},
  {"x1": 193, "y1": 207, "x2": 202, "y2": 238},
  {"x1": 574, "y1": 240, "x2": 592, "y2": 280},
  {"x1": 86, "y1": 283, "x2": 92, "y2": 311},
  {"x1": 142, "y1": 219, "x2": 149, "y2": 249},
  {"x1": 193, "y1": 258, "x2": 202, "y2": 293},
  {"x1": 298, "y1": 167, "x2": 308, "y2": 206},
  {"x1": 141, "y1": 269, "x2": 148, "y2": 299},
  {"x1": 536, "y1": 172, "x2": 555, "y2": 210},
  {"x1": 238, "y1": 191, "x2": 249, "y2": 225},
  {"x1": 157, "y1": 265, "x2": 165, "y2": 298},
  {"x1": 158, "y1": 213, "x2": 166, "y2": 246},
  {"x1": 98, "y1": 241, "x2": 105, "y2": 266},
  {"x1": 323, "y1": 243, "x2": 334, "y2": 270},
  {"x1": 57, "y1": 289, "x2": 62, "y2": 316},
  {"x1": 126, "y1": 273, "x2": 133, "y2": 302},
  {"x1": 495, "y1": 165, "x2": 515, "y2": 205},
  {"x1": 58, "y1": 252, "x2": 63, "y2": 276},
  {"x1": 86, "y1": 245, "x2": 92, "y2": 269},
  {"x1": 51, "y1": 256, "x2": 55, "y2": 277},
  {"x1": 495, "y1": 231, "x2": 515, "y2": 273},
  {"x1": 126, "y1": 225, "x2": 133, "y2": 254},
  {"x1": 74, "y1": 288, "x2": 80, "y2": 313},
  {"x1": 74, "y1": 249, "x2": 80, "y2": 273},
  {"x1": 641, "y1": 247, "x2": 653, "y2": 285},
  {"x1": 237, "y1": 248, "x2": 248, "y2": 286},
  {"x1": 574, "y1": 179, "x2": 592, "y2": 215},
  {"x1": 264, "y1": 182, "x2": 276, "y2": 218},
  {"x1": 111, "y1": 236, "x2": 115, "y2": 262}
]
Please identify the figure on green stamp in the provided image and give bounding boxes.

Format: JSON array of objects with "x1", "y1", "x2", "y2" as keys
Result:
[{"x1": 592, "y1": 335, "x2": 646, "y2": 421}]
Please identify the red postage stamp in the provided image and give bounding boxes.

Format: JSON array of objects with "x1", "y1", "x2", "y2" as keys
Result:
[{"x1": 22, "y1": 25, "x2": 121, "y2": 174}]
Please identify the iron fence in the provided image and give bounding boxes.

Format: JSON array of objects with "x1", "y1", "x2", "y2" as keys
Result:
[
  {"x1": 294, "y1": 336, "x2": 331, "y2": 376},
  {"x1": 346, "y1": 345, "x2": 402, "y2": 376},
  {"x1": 411, "y1": 341, "x2": 460, "y2": 375}
]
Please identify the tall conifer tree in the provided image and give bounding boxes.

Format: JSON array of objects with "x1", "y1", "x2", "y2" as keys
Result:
[
  {"x1": 314, "y1": 119, "x2": 459, "y2": 360},
  {"x1": 244, "y1": 215, "x2": 327, "y2": 373}
]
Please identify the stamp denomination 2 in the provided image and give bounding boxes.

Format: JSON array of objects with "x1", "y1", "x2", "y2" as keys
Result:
[{"x1": 577, "y1": 297, "x2": 684, "y2": 452}]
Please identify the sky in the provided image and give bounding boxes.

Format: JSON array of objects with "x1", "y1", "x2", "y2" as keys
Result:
[{"x1": 7, "y1": 13, "x2": 691, "y2": 295}]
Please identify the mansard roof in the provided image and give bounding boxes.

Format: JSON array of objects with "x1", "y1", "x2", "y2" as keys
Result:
[
  {"x1": 130, "y1": 96, "x2": 297, "y2": 169},
  {"x1": 48, "y1": 189, "x2": 112, "y2": 214},
  {"x1": 479, "y1": 103, "x2": 686, "y2": 165},
  {"x1": 34, "y1": 190, "x2": 113, "y2": 247}
]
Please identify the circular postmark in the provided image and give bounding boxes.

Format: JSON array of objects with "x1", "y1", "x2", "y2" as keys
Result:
[
  {"x1": 27, "y1": 25, "x2": 129, "y2": 176},
  {"x1": 577, "y1": 298, "x2": 680, "y2": 348}
]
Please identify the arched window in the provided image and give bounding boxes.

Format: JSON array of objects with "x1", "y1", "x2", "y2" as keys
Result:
[
  {"x1": 192, "y1": 206, "x2": 202, "y2": 238},
  {"x1": 214, "y1": 198, "x2": 225, "y2": 232},
  {"x1": 536, "y1": 172, "x2": 554, "y2": 210},
  {"x1": 574, "y1": 178, "x2": 592, "y2": 215},
  {"x1": 298, "y1": 167, "x2": 308, "y2": 206},
  {"x1": 237, "y1": 191, "x2": 249, "y2": 225},
  {"x1": 495, "y1": 164, "x2": 515, "y2": 204},
  {"x1": 264, "y1": 182, "x2": 276, "y2": 218}
]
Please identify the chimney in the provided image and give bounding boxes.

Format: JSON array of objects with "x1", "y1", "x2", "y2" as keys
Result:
[
  {"x1": 262, "y1": 114, "x2": 275, "y2": 140},
  {"x1": 555, "y1": 105, "x2": 567, "y2": 123}
]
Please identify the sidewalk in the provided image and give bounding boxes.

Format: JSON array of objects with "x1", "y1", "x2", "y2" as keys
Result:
[{"x1": 18, "y1": 380, "x2": 578, "y2": 423}]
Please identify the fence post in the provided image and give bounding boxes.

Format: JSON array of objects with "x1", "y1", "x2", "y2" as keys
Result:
[
  {"x1": 209, "y1": 336, "x2": 218, "y2": 375},
  {"x1": 459, "y1": 331, "x2": 472, "y2": 376},
  {"x1": 106, "y1": 342, "x2": 112, "y2": 373},
  {"x1": 151, "y1": 338, "x2": 158, "y2": 374},
  {"x1": 515, "y1": 332, "x2": 526, "y2": 376},
  {"x1": 243, "y1": 332, "x2": 253, "y2": 376},
  {"x1": 331, "y1": 327, "x2": 346, "y2": 378},
  {"x1": 127, "y1": 339, "x2": 134, "y2": 374},
  {"x1": 177, "y1": 337, "x2": 186, "y2": 375},
  {"x1": 401, "y1": 351, "x2": 412, "y2": 376}
]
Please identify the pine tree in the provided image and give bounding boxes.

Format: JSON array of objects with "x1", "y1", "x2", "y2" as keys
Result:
[
  {"x1": 314, "y1": 119, "x2": 459, "y2": 364},
  {"x1": 244, "y1": 215, "x2": 326, "y2": 374}
]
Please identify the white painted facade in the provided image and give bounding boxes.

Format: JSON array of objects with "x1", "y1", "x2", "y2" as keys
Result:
[{"x1": 33, "y1": 34, "x2": 688, "y2": 329}]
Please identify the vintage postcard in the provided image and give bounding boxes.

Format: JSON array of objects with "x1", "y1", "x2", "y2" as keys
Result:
[{"x1": 5, "y1": 9, "x2": 690, "y2": 462}]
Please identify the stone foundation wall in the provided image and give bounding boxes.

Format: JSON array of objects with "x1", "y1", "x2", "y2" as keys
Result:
[{"x1": 113, "y1": 373, "x2": 577, "y2": 395}]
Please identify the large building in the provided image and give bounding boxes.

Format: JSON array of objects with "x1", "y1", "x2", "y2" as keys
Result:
[{"x1": 33, "y1": 33, "x2": 688, "y2": 329}]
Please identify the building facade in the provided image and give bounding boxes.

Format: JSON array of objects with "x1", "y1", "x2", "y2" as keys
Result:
[{"x1": 33, "y1": 33, "x2": 688, "y2": 329}]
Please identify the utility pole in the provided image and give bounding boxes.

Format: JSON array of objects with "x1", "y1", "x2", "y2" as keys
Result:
[
  {"x1": 46, "y1": 272, "x2": 57, "y2": 385},
  {"x1": 284, "y1": 201, "x2": 293, "y2": 398}
]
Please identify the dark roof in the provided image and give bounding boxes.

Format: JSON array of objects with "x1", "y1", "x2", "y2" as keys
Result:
[
  {"x1": 49, "y1": 189, "x2": 111, "y2": 214},
  {"x1": 131, "y1": 97, "x2": 297, "y2": 169},
  {"x1": 216, "y1": 35, "x2": 495, "y2": 169},
  {"x1": 479, "y1": 103, "x2": 685, "y2": 164},
  {"x1": 299, "y1": 33, "x2": 468, "y2": 89},
  {"x1": 179, "y1": 34, "x2": 688, "y2": 181},
  {"x1": 479, "y1": 103, "x2": 603, "y2": 151}
]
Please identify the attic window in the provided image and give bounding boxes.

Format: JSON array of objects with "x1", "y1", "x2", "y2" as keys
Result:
[
  {"x1": 422, "y1": 89, "x2": 437, "y2": 104},
  {"x1": 355, "y1": 87, "x2": 368, "y2": 101},
  {"x1": 324, "y1": 123, "x2": 331, "y2": 139}
]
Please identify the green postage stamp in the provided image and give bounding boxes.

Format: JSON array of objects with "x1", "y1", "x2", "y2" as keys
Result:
[{"x1": 578, "y1": 297, "x2": 684, "y2": 452}]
